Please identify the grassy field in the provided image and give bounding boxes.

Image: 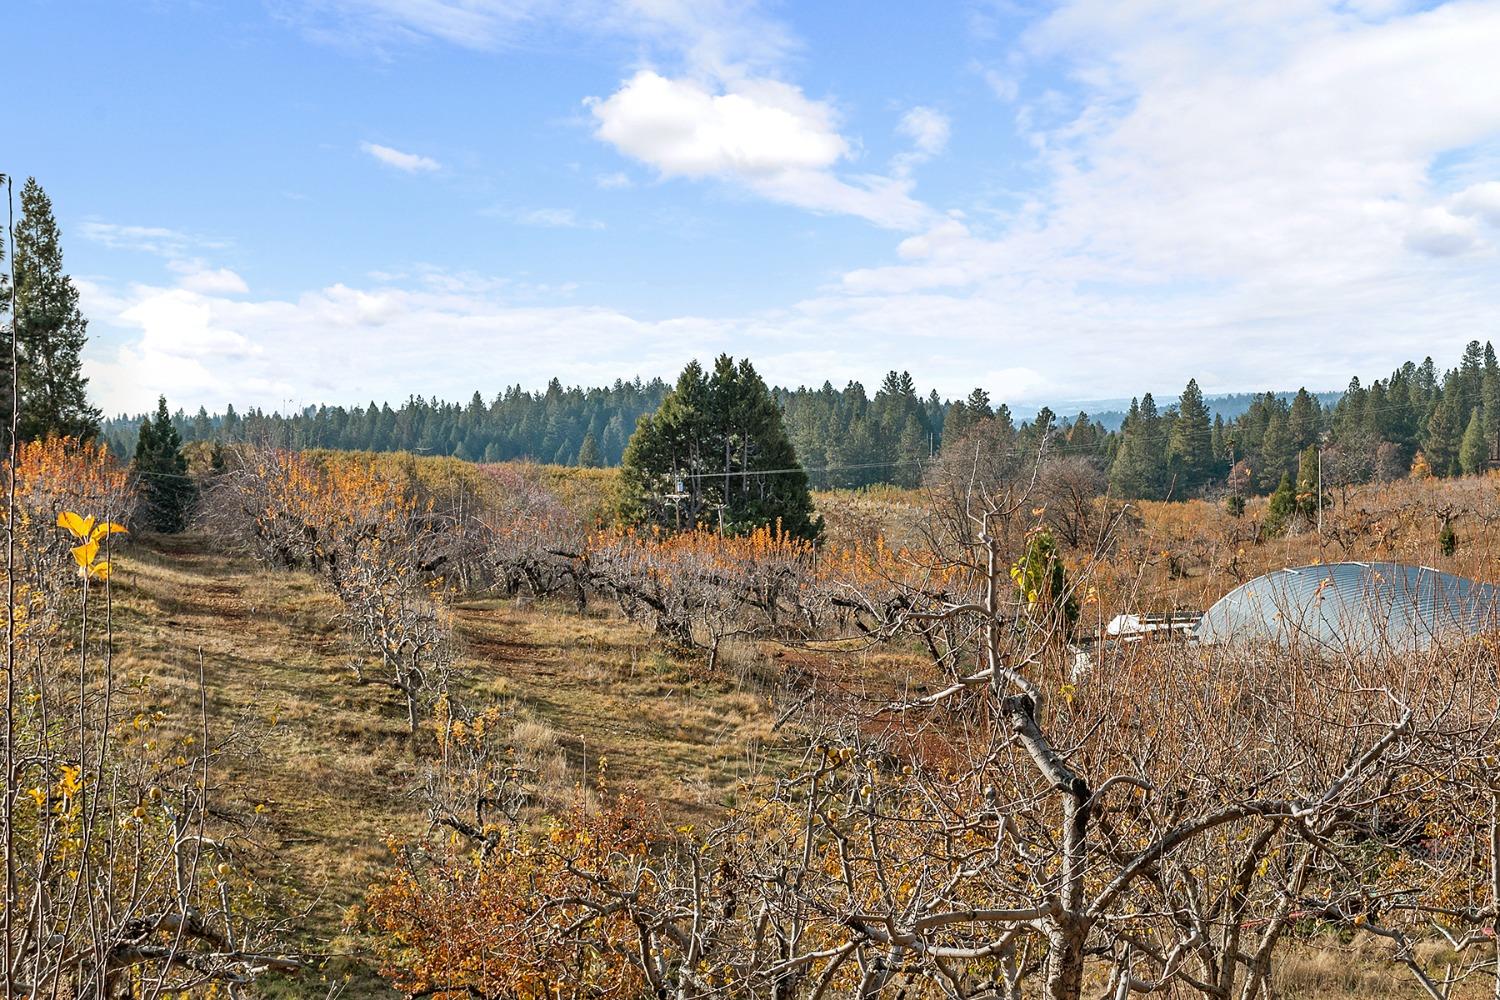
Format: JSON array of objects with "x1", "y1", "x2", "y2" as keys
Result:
[{"x1": 106, "y1": 530, "x2": 927, "y2": 995}]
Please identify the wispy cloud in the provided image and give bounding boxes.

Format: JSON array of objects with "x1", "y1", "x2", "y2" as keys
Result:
[
  {"x1": 360, "y1": 141, "x2": 441, "y2": 173},
  {"x1": 512, "y1": 207, "x2": 605, "y2": 229},
  {"x1": 891, "y1": 106, "x2": 950, "y2": 177},
  {"x1": 79, "y1": 221, "x2": 229, "y2": 257}
]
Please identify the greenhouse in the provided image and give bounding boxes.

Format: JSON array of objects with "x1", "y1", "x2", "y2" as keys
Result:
[{"x1": 1194, "y1": 562, "x2": 1500, "y2": 653}]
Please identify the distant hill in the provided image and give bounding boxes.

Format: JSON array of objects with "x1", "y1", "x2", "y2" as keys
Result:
[{"x1": 1020, "y1": 390, "x2": 1344, "y2": 431}]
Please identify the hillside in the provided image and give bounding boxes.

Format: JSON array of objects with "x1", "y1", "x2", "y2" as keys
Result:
[
  {"x1": 92, "y1": 465, "x2": 1500, "y2": 997},
  {"x1": 108, "y1": 528, "x2": 931, "y2": 995}
]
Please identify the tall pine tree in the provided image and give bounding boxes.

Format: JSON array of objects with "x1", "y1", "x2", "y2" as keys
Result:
[
  {"x1": 1167, "y1": 379, "x2": 1214, "y2": 493},
  {"x1": 9, "y1": 179, "x2": 100, "y2": 442}
]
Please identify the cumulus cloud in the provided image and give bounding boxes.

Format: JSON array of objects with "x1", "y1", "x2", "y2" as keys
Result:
[
  {"x1": 360, "y1": 141, "x2": 441, "y2": 172},
  {"x1": 587, "y1": 71, "x2": 846, "y2": 178},
  {"x1": 587, "y1": 71, "x2": 931, "y2": 229},
  {"x1": 171, "y1": 265, "x2": 251, "y2": 295},
  {"x1": 82, "y1": 273, "x2": 732, "y2": 413},
  {"x1": 1452, "y1": 181, "x2": 1500, "y2": 227},
  {"x1": 1405, "y1": 207, "x2": 1482, "y2": 257}
]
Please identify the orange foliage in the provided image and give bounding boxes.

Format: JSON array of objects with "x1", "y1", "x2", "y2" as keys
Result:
[{"x1": 367, "y1": 796, "x2": 657, "y2": 1000}]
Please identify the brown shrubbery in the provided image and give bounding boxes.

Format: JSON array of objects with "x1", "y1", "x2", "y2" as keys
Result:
[{"x1": 207, "y1": 447, "x2": 1500, "y2": 998}]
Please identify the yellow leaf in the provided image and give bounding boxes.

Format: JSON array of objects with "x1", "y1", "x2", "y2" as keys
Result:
[
  {"x1": 71, "y1": 541, "x2": 100, "y2": 570},
  {"x1": 88, "y1": 522, "x2": 127, "y2": 542},
  {"x1": 88, "y1": 560, "x2": 112, "y2": 581},
  {"x1": 57, "y1": 512, "x2": 96, "y2": 540}
]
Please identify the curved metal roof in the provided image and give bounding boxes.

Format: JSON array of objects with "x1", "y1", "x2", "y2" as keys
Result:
[{"x1": 1194, "y1": 562, "x2": 1500, "y2": 652}]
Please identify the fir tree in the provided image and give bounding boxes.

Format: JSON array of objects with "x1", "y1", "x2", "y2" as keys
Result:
[
  {"x1": 1460, "y1": 407, "x2": 1487, "y2": 476},
  {"x1": 1482, "y1": 343, "x2": 1500, "y2": 461},
  {"x1": 8, "y1": 178, "x2": 101, "y2": 442},
  {"x1": 1263, "y1": 473, "x2": 1297, "y2": 538},
  {"x1": 1167, "y1": 379, "x2": 1214, "y2": 493},
  {"x1": 620, "y1": 356, "x2": 821, "y2": 539},
  {"x1": 1294, "y1": 445, "x2": 1321, "y2": 520},
  {"x1": 134, "y1": 396, "x2": 197, "y2": 533},
  {"x1": 576, "y1": 431, "x2": 602, "y2": 468},
  {"x1": 1257, "y1": 412, "x2": 1296, "y2": 492},
  {"x1": 1287, "y1": 388, "x2": 1321, "y2": 454},
  {"x1": 1424, "y1": 398, "x2": 1461, "y2": 477}
]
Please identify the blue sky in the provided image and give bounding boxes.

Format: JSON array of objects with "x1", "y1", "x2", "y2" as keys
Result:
[{"x1": 9, "y1": 0, "x2": 1500, "y2": 414}]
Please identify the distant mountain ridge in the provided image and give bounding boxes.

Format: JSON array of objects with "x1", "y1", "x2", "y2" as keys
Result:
[{"x1": 1015, "y1": 390, "x2": 1344, "y2": 431}]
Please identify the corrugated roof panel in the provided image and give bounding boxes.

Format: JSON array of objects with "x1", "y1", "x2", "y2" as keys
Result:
[{"x1": 1194, "y1": 562, "x2": 1500, "y2": 651}]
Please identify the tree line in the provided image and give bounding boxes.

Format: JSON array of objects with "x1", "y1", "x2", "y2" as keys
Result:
[{"x1": 100, "y1": 340, "x2": 1500, "y2": 504}]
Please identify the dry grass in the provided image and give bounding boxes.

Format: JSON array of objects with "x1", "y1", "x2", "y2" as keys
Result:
[
  {"x1": 104, "y1": 532, "x2": 808, "y2": 996},
  {"x1": 103, "y1": 468, "x2": 1500, "y2": 997}
]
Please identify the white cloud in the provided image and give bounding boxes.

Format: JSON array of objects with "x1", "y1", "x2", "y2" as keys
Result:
[
  {"x1": 891, "y1": 106, "x2": 950, "y2": 178},
  {"x1": 172, "y1": 265, "x2": 251, "y2": 295},
  {"x1": 360, "y1": 141, "x2": 441, "y2": 172},
  {"x1": 596, "y1": 170, "x2": 633, "y2": 189},
  {"x1": 1405, "y1": 206, "x2": 1482, "y2": 257},
  {"x1": 1452, "y1": 181, "x2": 1500, "y2": 227},
  {"x1": 83, "y1": 273, "x2": 734, "y2": 413},
  {"x1": 834, "y1": 1, "x2": 1500, "y2": 368},
  {"x1": 896, "y1": 106, "x2": 950, "y2": 158},
  {"x1": 294, "y1": 1, "x2": 796, "y2": 77},
  {"x1": 587, "y1": 70, "x2": 932, "y2": 229},
  {"x1": 79, "y1": 221, "x2": 229, "y2": 257},
  {"x1": 588, "y1": 71, "x2": 846, "y2": 178},
  {"x1": 512, "y1": 207, "x2": 606, "y2": 229}
]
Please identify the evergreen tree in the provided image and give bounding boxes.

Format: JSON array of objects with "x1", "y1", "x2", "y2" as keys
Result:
[
  {"x1": 8, "y1": 178, "x2": 101, "y2": 441},
  {"x1": 1295, "y1": 445, "x2": 1321, "y2": 520},
  {"x1": 1167, "y1": 379, "x2": 1214, "y2": 493},
  {"x1": 1110, "y1": 397, "x2": 1167, "y2": 499},
  {"x1": 1263, "y1": 473, "x2": 1297, "y2": 538},
  {"x1": 576, "y1": 431, "x2": 602, "y2": 468},
  {"x1": 1482, "y1": 343, "x2": 1500, "y2": 461},
  {"x1": 134, "y1": 396, "x2": 197, "y2": 533},
  {"x1": 1287, "y1": 388, "x2": 1321, "y2": 454},
  {"x1": 1256, "y1": 411, "x2": 1296, "y2": 492},
  {"x1": 620, "y1": 357, "x2": 821, "y2": 539},
  {"x1": 1460, "y1": 407, "x2": 1487, "y2": 476},
  {"x1": 1424, "y1": 398, "x2": 1461, "y2": 477}
]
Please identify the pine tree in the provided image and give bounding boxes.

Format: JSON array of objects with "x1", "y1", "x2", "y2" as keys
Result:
[
  {"x1": 1295, "y1": 445, "x2": 1321, "y2": 520},
  {"x1": 576, "y1": 431, "x2": 602, "y2": 468},
  {"x1": 1287, "y1": 388, "x2": 1321, "y2": 454},
  {"x1": 1263, "y1": 473, "x2": 1297, "y2": 538},
  {"x1": 134, "y1": 396, "x2": 197, "y2": 533},
  {"x1": 620, "y1": 357, "x2": 821, "y2": 539},
  {"x1": 1257, "y1": 412, "x2": 1296, "y2": 492},
  {"x1": 1167, "y1": 379, "x2": 1214, "y2": 493},
  {"x1": 8, "y1": 178, "x2": 101, "y2": 442},
  {"x1": 1460, "y1": 407, "x2": 1487, "y2": 476},
  {"x1": 1482, "y1": 343, "x2": 1500, "y2": 461},
  {"x1": 1424, "y1": 398, "x2": 1461, "y2": 477},
  {"x1": 1109, "y1": 397, "x2": 1168, "y2": 499}
]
